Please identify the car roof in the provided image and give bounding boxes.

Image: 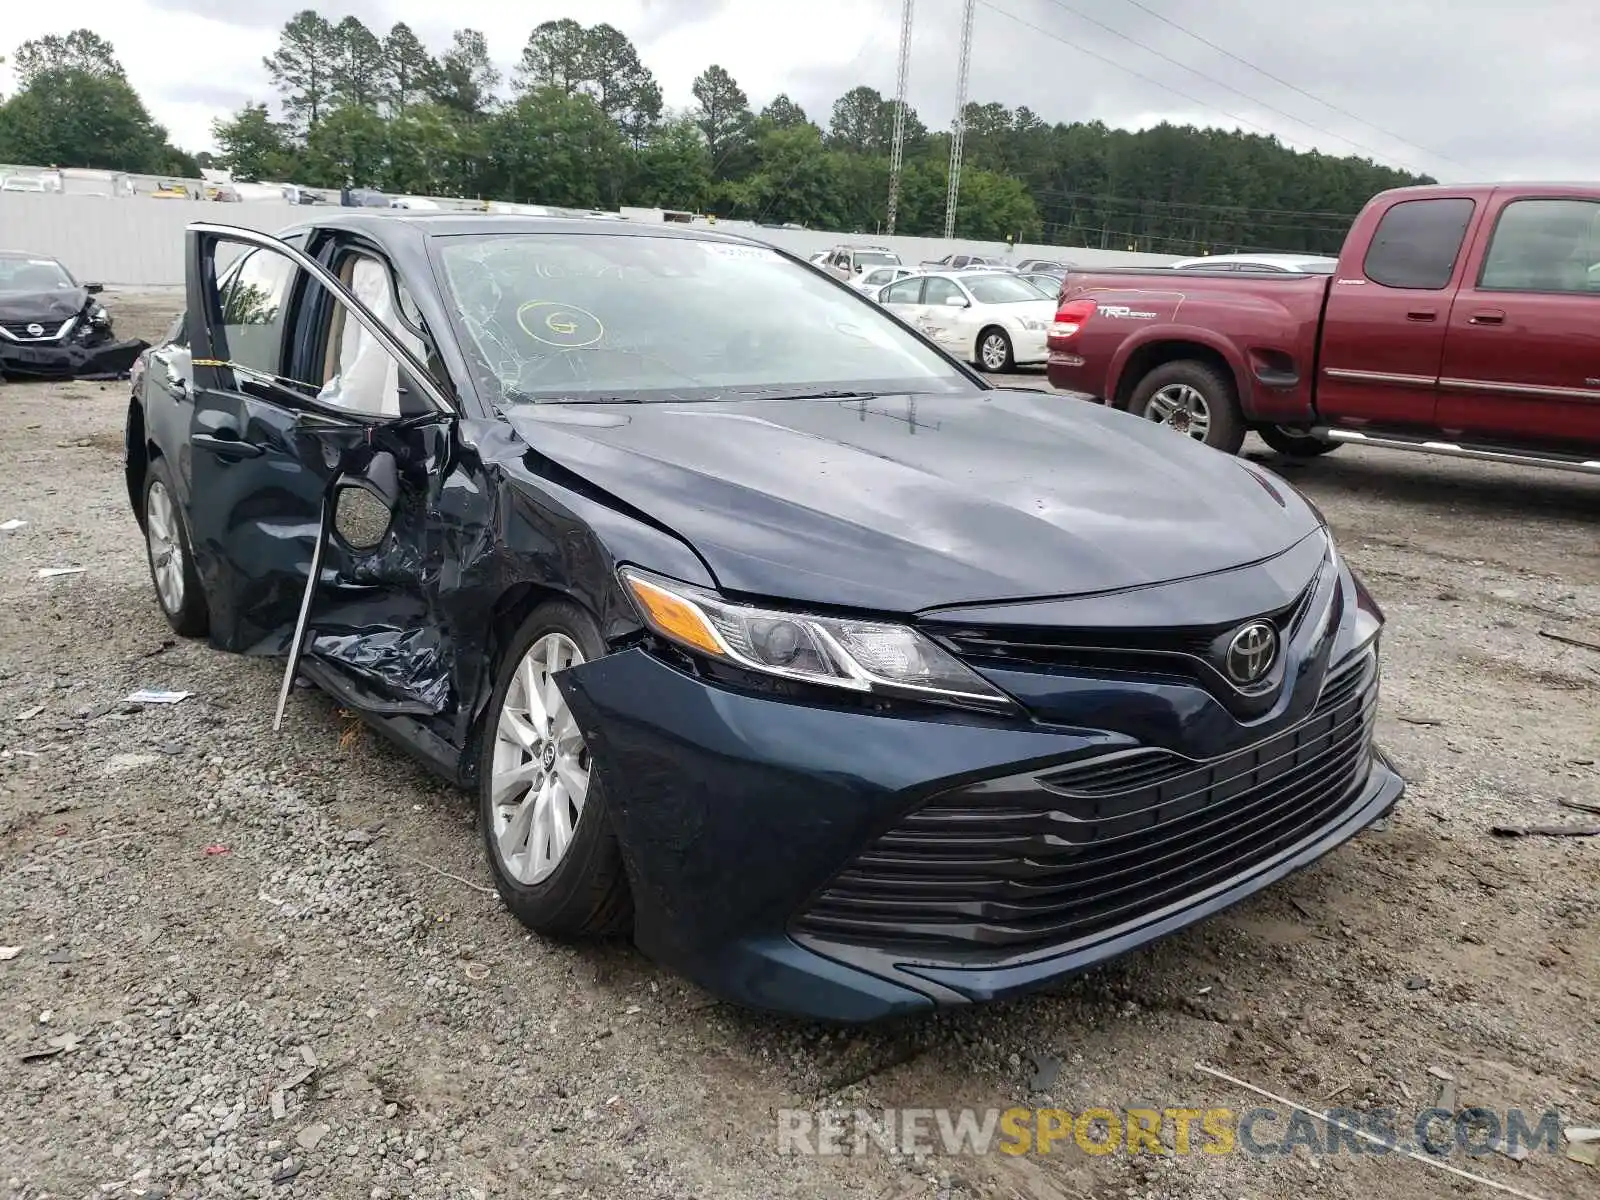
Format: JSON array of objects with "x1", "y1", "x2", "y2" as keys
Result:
[
  {"x1": 269, "y1": 210, "x2": 795, "y2": 252},
  {"x1": 0, "y1": 249, "x2": 62, "y2": 262}
]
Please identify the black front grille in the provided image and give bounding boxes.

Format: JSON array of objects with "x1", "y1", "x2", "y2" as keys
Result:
[
  {"x1": 0, "y1": 319, "x2": 66, "y2": 342},
  {"x1": 932, "y1": 572, "x2": 1322, "y2": 687},
  {"x1": 792, "y1": 648, "x2": 1378, "y2": 957}
]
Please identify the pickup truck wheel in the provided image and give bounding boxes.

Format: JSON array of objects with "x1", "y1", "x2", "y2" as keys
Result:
[
  {"x1": 1257, "y1": 426, "x2": 1343, "y2": 457},
  {"x1": 1129, "y1": 361, "x2": 1245, "y2": 455}
]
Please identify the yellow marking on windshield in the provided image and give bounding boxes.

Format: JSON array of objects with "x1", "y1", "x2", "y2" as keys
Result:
[{"x1": 516, "y1": 300, "x2": 604, "y2": 348}]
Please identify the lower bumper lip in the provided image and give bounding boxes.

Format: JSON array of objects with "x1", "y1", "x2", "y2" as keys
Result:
[
  {"x1": 0, "y1": 337, "x2": 145, "y2": 379},
  {"x1": 557, "y1": 641, "x2": 1400, "y2": 1022}
]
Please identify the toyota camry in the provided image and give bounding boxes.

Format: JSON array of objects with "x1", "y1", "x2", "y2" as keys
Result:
[{"x1": 125, "y1": 213, "x2": 1403, "y2": 1021}]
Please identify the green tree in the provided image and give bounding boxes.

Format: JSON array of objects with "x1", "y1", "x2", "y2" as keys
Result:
[
  {"x1": 12, "y1": 29, "x2": 123, "y2": 86},
  {"x1": 329, "y1": 16, "x2": 386, "y2": 110},
  {"x1": 430, "y1": 28, "x2": 499, "y2": 119},
  {"x1": 211, "y1": 103, "x2": 299, "y2": 181},
  {"x1": 0, "y1": 68, "x2": 171, "y2": 172},
  {"x1": 384, "y1": 103, "x2": 468, "y2": 194},
  {"x1": 304, "y1": 103, "x2": 389, "y2": 188},
  {"x1": 691, "y1": 64, "x2": 753, "y2": 181},
  {"x1": 382, "y1": 23, "x2": 436, "y2": 114},
  {"x1": 263, "y1": 10, "x2": 338, "y2": 132},
  {"x1": 584, "y1": 23, "x2": 661, "y2": 143},
  {"x1": 759, "y1": 95, "x2": 810, "y2": 130},
  {"x1": 630, "y1": 117, "x2": 714, "y2": 211},
  {"x1": 485, "y1": 87, "x2": 626, "y2": 208},
  {"x1": 513, "y1": 18, "x2": 588, "y2": 95},
  {"x1": 733, "y1": 124, "x2": 846, "y2": 229}
]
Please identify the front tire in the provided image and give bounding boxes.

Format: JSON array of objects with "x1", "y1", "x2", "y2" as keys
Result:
[
  {"x1": 977, "y1": 327, "x2": 1014, "y2": 372},
  {"x1": 478, "y1": 600, "x2": 632, "y2": 939},
  {"x1": 142, "y1": 458, "x2": 209, "y2": 637},
  {"x1": 1257, "y1": 425, "x2": 1343, "y2": 457},
  {"x1": 1127, "y1": 360, "x2": 1246, "y2": 455}
]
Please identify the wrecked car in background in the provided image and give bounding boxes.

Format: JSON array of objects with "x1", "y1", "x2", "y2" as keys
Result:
[
  {"x1": 0, "y1": 250, "x2": 148, "y2": 380},
  {"x1": 125, "y1": 213, "x2": 1402, "y2": 1021}
]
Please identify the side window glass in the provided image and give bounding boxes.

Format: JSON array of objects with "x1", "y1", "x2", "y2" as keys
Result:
[
  {"x1": 316, "y1": 253, "x2": 430, "y2": 417},
  {"x1": 1478, "y1": 199, "x2": 1600, "y2": 294},
  {"x1": 216, "y1": 247, "x2": 296, "y2": 376},
  {"x1": 922, "y1": 277, "x2": 962, "y2": 306},
  {"x1": 1362, "y1": 198, "x2": 1475, "y2": 290},
  {"x1": 883, "y1": 278, "x2": 922, "y2": 305}
]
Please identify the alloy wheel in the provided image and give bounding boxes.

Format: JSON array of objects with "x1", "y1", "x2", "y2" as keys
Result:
[
  {"x1": 1144, "y1": 383, "x2": 1212, "y2": 442},
  {"x1": 981, "y1": 333, "x2": 1009, "y2": 371},
  {"x1": 145, "y1": 480, "x2": 185, "y2": 615},
  {"x1": 489, "y1": 632, "x2": 592, "y2": 886}
]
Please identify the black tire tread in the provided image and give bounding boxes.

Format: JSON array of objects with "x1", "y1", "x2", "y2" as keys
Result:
[
  {"x1": 1257, "y1": 425, "x2": 1343, "y2": 457},
  {"x1": 143, "y1": 458, "x2": 210, "y2": 638},
  {"x1": 1128, "y1": 360, "x2": 1246, "y2": 455}
]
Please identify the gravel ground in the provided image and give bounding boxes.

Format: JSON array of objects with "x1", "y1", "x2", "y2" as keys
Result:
[{"x1": 1, "y1": 290, "x2": 1596, "y2": 1200}]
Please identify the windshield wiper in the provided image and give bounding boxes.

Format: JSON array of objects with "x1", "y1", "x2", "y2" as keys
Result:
[{"x1": 740, "y1": 389, "x2": 884, "y2": 401}]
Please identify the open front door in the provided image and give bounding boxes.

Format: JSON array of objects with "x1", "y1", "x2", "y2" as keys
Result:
[{"x1": 182, "y1": 222, "x2": 459, "y2": 716}]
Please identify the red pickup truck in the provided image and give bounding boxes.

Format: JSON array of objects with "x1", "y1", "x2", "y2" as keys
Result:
[{"x1": 1046, "y1": 182, "x2": 1600, "y2": 474}]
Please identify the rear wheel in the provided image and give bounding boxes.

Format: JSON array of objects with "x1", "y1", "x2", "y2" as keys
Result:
[
  {"x1": 977, "y1": 328, "x2": 1014, "y2": 372},
  {"x1": 1128, "y1": 360, "x2": 1245, "y2": 455},
  {"x1": 1257, "y1": 425, "x2": 1343, "y2": 457},
  {"x1": 142, "y1": 458, "x2": 209, "y2": 637},
  {"x1": 478, "y1": 600, "x2": 632, "y2": 939}
]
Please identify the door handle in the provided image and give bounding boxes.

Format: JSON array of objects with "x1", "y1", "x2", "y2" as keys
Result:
[
  {"x1": 1406, "y1": 309, "x2": 1437, "y2": 322},
  {"x1": 1468, "y1": 309, "x2": 1506, "y2": 325},
  {"x1": 192, "y1": 432, "x2": 264, "y2": 458}
]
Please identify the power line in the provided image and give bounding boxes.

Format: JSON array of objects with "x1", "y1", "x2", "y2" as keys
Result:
[
  {"x1": 975, "y1": 0, "x2": 1415, "y2": 173},
  {"x1": 1030, "y1": 0, "x2": 1429, "y2": 175},
  {"x1": 1111, "y1": 0, "x2": 1473, "y2": 174},
  {"x1": 1029, "y1": 187, "x2": 1361, "y2": 221}
]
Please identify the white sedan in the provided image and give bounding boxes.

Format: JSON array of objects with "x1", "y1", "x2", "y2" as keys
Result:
[
  {"x1": 852, "y1": 264, "x2": 919, "y2": 296},
  {"x1": 876, "y1": 271, "x2": 1056, "y2": 372}
]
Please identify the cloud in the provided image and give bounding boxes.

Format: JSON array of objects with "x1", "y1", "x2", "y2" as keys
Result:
[{"x1": 2, "y1": 0, "x2": 1594, "y2": 181}]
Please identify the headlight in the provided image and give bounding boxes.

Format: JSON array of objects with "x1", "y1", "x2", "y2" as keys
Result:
[
  {"x1": 620, "y1": 567, "x2": 1015, "y2": 711},
  {"x1": 88, "y1": 304, "x2": 109, "y2": 325}
]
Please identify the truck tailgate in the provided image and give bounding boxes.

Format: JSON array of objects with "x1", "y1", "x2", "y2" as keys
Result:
[{"x1": 1047, "y1": 269, "x2": 1332, "y2": 425}]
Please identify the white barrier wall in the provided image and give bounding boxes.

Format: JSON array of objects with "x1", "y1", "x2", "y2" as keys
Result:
[{"x1": 0, "y1": 192, "x2": 1181, "y2": 286}]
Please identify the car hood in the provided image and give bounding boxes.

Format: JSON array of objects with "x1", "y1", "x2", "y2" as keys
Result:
[
  {"x1": 504, "y1": 390, "x2": 1322, "y2": 614},
  {"x1": 0, "y1": 289, "x2": 87, "y2": 323}
]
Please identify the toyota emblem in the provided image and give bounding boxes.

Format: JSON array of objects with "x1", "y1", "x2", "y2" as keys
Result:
[
  {"x1": 25, "y1": 323, "x2": 44, "y2": 337},
  {"x1": 1223, "y1": 620, "x2": 1278, "y2": 685}
]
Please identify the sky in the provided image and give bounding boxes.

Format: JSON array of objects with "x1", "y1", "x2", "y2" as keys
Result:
[{"x1": 2, "y1": 0, "x2": 1596, "y2": 184}]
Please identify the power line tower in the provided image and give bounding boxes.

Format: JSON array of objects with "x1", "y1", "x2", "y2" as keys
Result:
[
  {"x1": 885, "y1": 0, "x2": 915, "y2": 235},
  {"x1": 943, "y1": 0, "x2": 976, "y2": 240}
]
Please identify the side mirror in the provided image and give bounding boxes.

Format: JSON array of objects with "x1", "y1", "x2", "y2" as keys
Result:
[
  {"x1": 331, "y1": 450, "x2": 400, "y2": 552},
  {"x1": 944, "y1": 295, "x2": 969, "y2": 307},
  {"x1": 86, "y1": 283, "x2": 104, "y2": 295}
]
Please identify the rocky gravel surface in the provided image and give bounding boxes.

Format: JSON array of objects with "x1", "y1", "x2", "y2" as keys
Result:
[{"x1": 1, "y1": 290, "x2": 1596, "y2": 1199}]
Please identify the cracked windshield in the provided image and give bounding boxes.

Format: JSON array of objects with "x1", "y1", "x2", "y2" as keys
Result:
[{"x1": 435, "y1": 234, "x2": 967, "y2": 403}]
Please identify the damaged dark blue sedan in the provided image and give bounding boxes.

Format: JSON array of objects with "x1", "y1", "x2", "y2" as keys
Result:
[{"x1": 125, "y1": 213, "x2": 1402, "y2": 1021}]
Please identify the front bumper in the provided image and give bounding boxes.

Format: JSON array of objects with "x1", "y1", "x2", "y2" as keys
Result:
[
  {"x1": 559, "y1": 639, "x2": 1403, "y2": 1023},
  {"x1": 0, "y1": 333, "x2": 148, "y2": 380}
]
